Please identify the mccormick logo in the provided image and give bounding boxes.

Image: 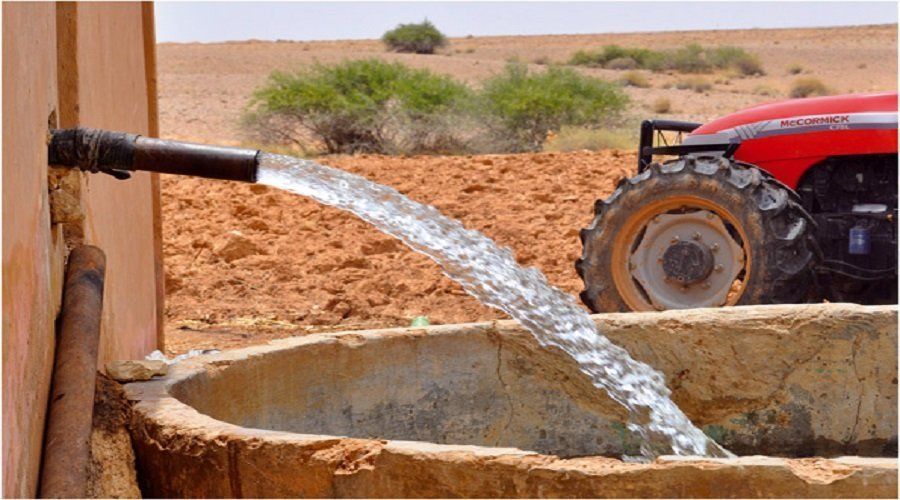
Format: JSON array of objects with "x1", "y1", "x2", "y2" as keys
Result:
[{"x1": 780, "y1": 115, "x2": 850, "y2": 128}]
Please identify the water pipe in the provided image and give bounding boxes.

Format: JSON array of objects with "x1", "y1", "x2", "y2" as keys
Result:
[
  {"x1": 40, "y1": 246, "x2": 106, "y2": 498},
  {"x1": 48, "y1": 127, "x2": 259, "y2": 182}
]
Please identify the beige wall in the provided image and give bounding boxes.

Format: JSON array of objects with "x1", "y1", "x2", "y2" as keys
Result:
[
  {"x1": 2, "y1": 4, "x2": 67, "y2": 497},
  {"x1": 2, "y1": 2, "x2": 161, "y2": 497}
]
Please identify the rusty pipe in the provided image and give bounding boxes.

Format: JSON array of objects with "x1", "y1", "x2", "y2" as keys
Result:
[
  {"x1": 39, "y1": 246, "x2": 106, "y2": 499},
  {"x1": 48, "y1": 127, "x2": 259, "y2": 183}
]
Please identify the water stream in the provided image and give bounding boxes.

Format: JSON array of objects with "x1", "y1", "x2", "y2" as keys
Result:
[{"x1": 257, "y1": 152, "x2": 731, "y2": 458}]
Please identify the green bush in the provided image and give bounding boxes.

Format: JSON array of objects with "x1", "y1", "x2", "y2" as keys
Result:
[
  {"x1": 571, "y1": 44, "x2": 763, "y2": 76},
  {"x1": 245, "y1": 60, "x2": 629, "y2": 154},
  {"x1": 382, "y1": 20, "x2": 448, "y2": 54},
  {"x1": 661, "y1": 44, "x2": 711, "y2": 73},
  {"x1": 568, "y1": 45, "x2": 662, "y2": 69},
  {"x1": 790, "y1": 77, "x2": 829, "y2": 98},
  {"x1": 479, "y1": 63, "x2": 629, "y2": 151},
  {"x1": 243, "y1": 59, "x2": 470, "y2": 153},
  {"x1": 706, "y1": 46, "x2": 765, "y2": 76},
  {"x1": 568, "y1": 49, "x2": 603, "y2": 67}
]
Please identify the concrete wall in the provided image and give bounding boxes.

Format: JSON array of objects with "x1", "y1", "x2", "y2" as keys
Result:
[
  {"x1": 125, "y1": 304, "x2": 898, "y2": 498},
  {"x1": 166, "y1": 304, "x2": 897, "y2": 459},
  {"x1": 2, "y1": 2, "x2": 161, "y2": 497}
]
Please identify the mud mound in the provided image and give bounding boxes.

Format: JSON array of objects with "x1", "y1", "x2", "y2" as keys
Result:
[{"x1": 162, "y1": 150, "x2": 633, "y2": 353}]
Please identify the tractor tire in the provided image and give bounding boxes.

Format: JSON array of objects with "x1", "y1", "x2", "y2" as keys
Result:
[{"x1": 576, "y1": 155, "x2": 821, "y2": 312}]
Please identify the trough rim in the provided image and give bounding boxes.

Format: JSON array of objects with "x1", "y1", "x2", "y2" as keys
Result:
[{"x1": 123, "y1": 303, "x2": 899, "y2": 482}]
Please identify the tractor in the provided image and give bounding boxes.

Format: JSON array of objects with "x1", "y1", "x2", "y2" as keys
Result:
[{"x1": 576, "y1": 92, "x2": 898, "y2": 312}]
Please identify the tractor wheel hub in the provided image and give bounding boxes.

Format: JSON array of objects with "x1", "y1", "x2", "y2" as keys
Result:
[
  {"x1": 662, "y1": 241, "x2": 714, "y2": 284},
  {"x1": 629, "y1": 210, "x2": 745, "y2": 310}
]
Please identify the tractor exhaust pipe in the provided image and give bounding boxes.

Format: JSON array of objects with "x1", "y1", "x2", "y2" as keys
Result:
[{"x1": 48, "y1": 127, "x2": 259, "y2": 183}]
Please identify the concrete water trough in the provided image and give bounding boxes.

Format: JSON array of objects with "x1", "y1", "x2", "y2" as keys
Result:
[{"x1": 125, "y1": 304, "x2": 898, "y2": 498}]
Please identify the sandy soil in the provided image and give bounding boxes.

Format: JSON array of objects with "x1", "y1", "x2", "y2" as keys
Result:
[
  {"x1": 158, "y1": 25, "x2": 897, "y2": 354},
  {"x1": 158, "y1": 24, "x2": 897, "y2": 144},
  {"x1": 163, "y1": 150, "x2": 631, "y2": 353}
]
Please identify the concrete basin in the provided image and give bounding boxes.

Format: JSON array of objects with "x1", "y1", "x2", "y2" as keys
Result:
[{"x1": 125, "y1": 304, "x2": 898, "y2": 498}]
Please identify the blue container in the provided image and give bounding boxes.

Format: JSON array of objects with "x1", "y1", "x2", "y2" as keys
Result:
[{"x1": 848, "y1": 224, "x2": 871, "y2": 255}]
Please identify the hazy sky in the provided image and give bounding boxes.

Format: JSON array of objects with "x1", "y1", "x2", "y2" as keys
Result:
[{"x1": 154, "y1": 1, "x2": 897, "y2": 43}]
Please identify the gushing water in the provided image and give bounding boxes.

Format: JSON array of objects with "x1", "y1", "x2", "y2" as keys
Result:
[{"x1": 258, "y1": 153, "x2": 731, "y2": 458}]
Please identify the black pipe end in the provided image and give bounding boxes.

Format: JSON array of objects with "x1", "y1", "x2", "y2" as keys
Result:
[
  {"x1": 49, "y1": 127, "x2": 137, "y2": 179},
  {"x1": 49, "y1": 127, "x2": 261, "y2": 183}
]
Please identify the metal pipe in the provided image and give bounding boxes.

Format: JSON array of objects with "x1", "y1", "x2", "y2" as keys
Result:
[
  {"x1": 48, "y1": 127, "x2": 259, "y2": 183},
  {"x1": 39, "y1": 246, "x2": 107, "y2": 499}
]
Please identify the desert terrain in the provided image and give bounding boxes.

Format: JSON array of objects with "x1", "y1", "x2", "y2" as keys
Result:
[{"x1": 159, "y1": 24, "x2": 897, "y2": 354}]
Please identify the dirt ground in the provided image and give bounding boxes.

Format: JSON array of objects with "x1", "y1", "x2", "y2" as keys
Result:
[
  {"x1": 159, "y1": 25, "x2": 897, "y2": 354},
  {"x1": 158, "y1": 24, "x2": 897, "y2": 144},
  {"x1": 163, "y1": 150, "x2": 632, "y2": 353}
]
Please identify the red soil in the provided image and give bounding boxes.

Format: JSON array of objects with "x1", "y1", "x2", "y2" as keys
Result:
[{"x1": 162, "y1": 150, "x2": 633, "y2": 353}]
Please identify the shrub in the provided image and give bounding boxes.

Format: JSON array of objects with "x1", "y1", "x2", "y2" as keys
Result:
[
  {"x1": 652, "y1": 97, "x2": 671, "y2": 114},
  {"x1": 662, "y1": 44, "x2": 711, "y2": 73},
  {"x1": 569, "y1": 45, "x2": 662, "y2": 69},
  {"x1": 244, "y1": 59, "x2": 471, "y2": 154},
  {"x1": 568, "y1": 49, "x2": 602, "y2": 67},
  {"x1": 790, "y1": 77, "x2": 829, "y2": 98},
  {"x1": 572, "y1": 44, "x2": 764, "y2": 76},
  {"x1": 619, "y1": 70, "x2": 650, "y2": 88},
  {"x1": 382, "y1": 20, "x2": 448, "y2": 54},
  {"x1": 479, "y1": 63, "x2": 629, "y2": 151},
  {"x1": 606, "y1": 57, "x2": 638, "y2": 70},
  {"x1": 706, "y1": 46, "x2": 765, "y2": 76},
  {"x1": 753, "y1": 85, "x2": 778, "y2": 97},
  {"x1": 675, "y1": 76, "x2": 712, "y2": 93},
  {"x1": 787, "y1": 63, "x2": 804, "y2": 75},
  {"x1": 543, "y1": 126, "x2": 635, "y2": 152},
  {"x1": 733, "y1": 54, "x2": 765, "y2": 76}
]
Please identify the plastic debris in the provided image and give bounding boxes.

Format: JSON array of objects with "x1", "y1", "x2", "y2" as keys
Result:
[{"x1": 145, "y1": 348, "x2": 220, "y2": 365}]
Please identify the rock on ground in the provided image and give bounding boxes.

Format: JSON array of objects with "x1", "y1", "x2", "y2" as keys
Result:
[{"x1": 106, "y1": 360, "x2": 167, "y2": 382}]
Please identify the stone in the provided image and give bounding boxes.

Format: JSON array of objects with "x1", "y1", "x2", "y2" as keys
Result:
[
  {"x1": 106, "y1": 360, "x2": 167, "y2": 382},
  {"x1": 213, "y1": 230, "x2": 265, "y2": 262}
]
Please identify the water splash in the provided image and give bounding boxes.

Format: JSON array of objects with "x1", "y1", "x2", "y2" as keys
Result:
[{"x1": 257, "y1": 153, "x2": 731, "y2": 458}]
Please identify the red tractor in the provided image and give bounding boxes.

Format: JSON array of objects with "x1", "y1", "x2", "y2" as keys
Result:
[{"x1": 576, "y1": 92, "x2": 898, "y2": 312}]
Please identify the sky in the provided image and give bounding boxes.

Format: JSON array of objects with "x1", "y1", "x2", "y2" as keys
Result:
[{"x1": 154, "y1": 1, "x2": 898, "y2": 43}]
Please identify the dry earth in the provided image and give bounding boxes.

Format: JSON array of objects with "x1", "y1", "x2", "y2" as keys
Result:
[
  {"x1": 159, "y1": 25, "x2": 897, "y2": 354},
  {"x1": 158, "y1": 24, "x2": 897, "y2": 144}
]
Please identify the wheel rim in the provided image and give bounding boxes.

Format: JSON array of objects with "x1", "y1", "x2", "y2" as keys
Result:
[{"x1": 610, "y1": 196, "x2": 751, "y2": 311}]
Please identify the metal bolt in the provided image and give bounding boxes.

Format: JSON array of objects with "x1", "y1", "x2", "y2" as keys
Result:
[
  {"x1": 692, "y1": 232, "x2": 701, "y2": 241},
  {"x1": 710, "y1": 243, "x2": 719, "y2": 252},
  {"x1": 706, "y1": 212, "x2": 715, "y2": 220},
  {"x1": 715, "y1": 264, "x2": 724, "y2": 273},
  {"x1": 670, "y1": 235, "x2": 680, "y2": 244},
  {"x1": 657, "y1": 257, "x2": 664, "y2": 263}
]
